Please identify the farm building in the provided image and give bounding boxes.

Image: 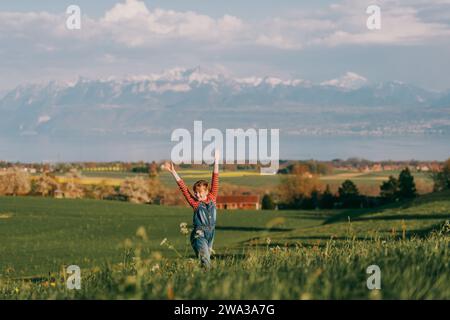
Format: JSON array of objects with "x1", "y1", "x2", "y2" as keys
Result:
[{"x1": 216, "y1": 195, "x2": 260, "y2": 210}]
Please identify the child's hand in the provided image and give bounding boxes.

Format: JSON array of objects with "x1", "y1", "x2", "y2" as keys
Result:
[
  {"x1": 163, "y1": 161, "x2": 176, "y2": 174},
  {"x1": 214, "y1": 149, "x2": 220, "y2": 163}
]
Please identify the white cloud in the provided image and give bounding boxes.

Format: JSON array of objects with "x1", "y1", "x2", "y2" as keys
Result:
[
  {"x1": 313, "y1": 3, "x2": 450, "y2": 46},
  {"x1": 1, "y1": 0, "x2": 449, "y2": 52},
  {"x1": 97, "y1": 0, "x2": 245, "y2": 47},
  {"x1": 262, "y1": 0, "x2": 450, "y2": 49}
]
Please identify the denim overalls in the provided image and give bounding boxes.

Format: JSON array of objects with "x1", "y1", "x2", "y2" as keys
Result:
[{"x1": 190, "y1": 199, "x2": 216, "y2": 268}]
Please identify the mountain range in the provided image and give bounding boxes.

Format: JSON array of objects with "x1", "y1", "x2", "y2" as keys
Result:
[{"x1": 0, "y1": 67, "x2": 449, "y2": 161}]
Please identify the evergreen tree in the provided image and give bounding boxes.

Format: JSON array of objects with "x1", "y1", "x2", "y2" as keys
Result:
[
  {"x1": 338, "y1": 180, "x2": 360, "y2": 208},
  {"x1": 320, "y1": 184, "x2": 335, "y2": 209},
  {"x1": 310, "y1": 189, "x2": 320, "y2": 209},
  {"x1": 397, "y1": 168, "x2": 417, "y2": 199},
  {"x1": 380, "y1": 175, "x2": 399, "y2": 202}
]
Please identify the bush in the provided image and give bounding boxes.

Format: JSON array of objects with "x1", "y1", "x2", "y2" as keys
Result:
[
  {"x1": 32, "y1": 173, "x2": 59, "y2": 197},
  {"x1": 261, "y1": 194, "x2": 276, "y2": 210},
  {"x1": 62, "y1": 170, "x2": 84, "y2": 199},
  {"x1": 120, "y1": 177, "x2": 151, "y2": 204},
  {"x1": 432, "y1": 158, "x2": 450, "y2": 192},
  {"x1": 84, "y1": 181, "x2": 116, "y2": 200}
]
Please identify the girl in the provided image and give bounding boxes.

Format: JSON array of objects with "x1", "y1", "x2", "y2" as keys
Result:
[{"x1": 164, "y1": 150, "x2": 219, "y2": 268}]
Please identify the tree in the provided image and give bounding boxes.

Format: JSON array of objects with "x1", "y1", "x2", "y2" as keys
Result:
[
  {"x1": 148, "y1": 176, "x2": 163, "y2": 203},
  {"x1": 148, "y1": 161, "x2": 159, "y2": 178},
  {"x1": 339, "y1": 180, "x2": 359, "y2": 198},
  {"x1": 279, "y1": 172, "x2": 321, "y2": 208},
  {"x1": 33, "y1": 173, "x2": 60, "y2": 197},
  {"x1": 261, "y1": 194, "x2": 276, "y2": 210},
  {"x1": 397, "y1": 168, "x2": 417, "y2": 199},
  {"x1": 338, "y1": 180, "x2": 360, "y2": 208},
  {"x1": 89, "y1": 180, "x2": 116, "y2": 200},
  {"x1": 320, "y1": 184, "x2": 335, "y2": 209},
  {"x1": 309, "y1": 189, "x2": 320, "y2": 209},
  {"x1": 62, "y1": 169, "x2": 84, "y2": 199},
  {"x1": 120, "y1": 176, "x2": 162, "y2": 204},
  {"x1": 432, "y1": 158, "x2": 450, "y2": 191},
  {"x1": 291, "y1": 163, "x2": 310, "y2": 175},
  {"x1": 380, "y1": 175, "x2": 399, "y2": 202},
  {"x1": 0, "y1": 168, "x2": 31, "y2": 196}
]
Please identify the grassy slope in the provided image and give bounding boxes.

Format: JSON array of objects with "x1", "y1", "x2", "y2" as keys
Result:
[
  {"x1": 267, "y1": 190, "x2": 450, "y2": 246},
  {"x1": 0, "y1": 196, "x2": 320, "y2": 276},
  {"x1": 0, "y1": 191, "x2": 449, "y2": 278}
]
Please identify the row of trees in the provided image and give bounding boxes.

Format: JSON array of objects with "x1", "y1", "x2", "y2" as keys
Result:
[
  {"x1": 380, "y1": 168, "x2": 417, "y2": 201},
  {"x1": 273, "y1": 167, "x2": 419, "y2": 210},
  {"x1": 0, "y1": 168, "x2": 164, "y2": 204}
]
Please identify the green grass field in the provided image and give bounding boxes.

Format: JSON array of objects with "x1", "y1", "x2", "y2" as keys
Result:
[{"x1": 0, "y1": 191, "x2": 448, "y2": 299}]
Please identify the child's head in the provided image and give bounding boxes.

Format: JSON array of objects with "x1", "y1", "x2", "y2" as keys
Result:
[{"x1": 193, "y1": 180, "x2": 209, "y2": 201}]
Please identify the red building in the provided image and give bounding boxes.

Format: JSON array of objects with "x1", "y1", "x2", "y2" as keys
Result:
[{"x1": 216, "y1": 195, "x2": 260, "y2": 210}]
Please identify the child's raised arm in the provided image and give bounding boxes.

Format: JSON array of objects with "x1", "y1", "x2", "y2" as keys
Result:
[
  {"x1": 210, "y1": 149, "x2": 220, "y2": 199},
  {"x1": 164, "y1": 162, "x2": 197, "y2": 208}
]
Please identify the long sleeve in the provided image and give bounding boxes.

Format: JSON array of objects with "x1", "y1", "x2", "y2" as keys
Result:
[
  {"x1": 177, "y1": 179, "x2": 198, "y2": 209},
  {"x1": 210, "y1": 172, "x2": 219, "y2": 199}
]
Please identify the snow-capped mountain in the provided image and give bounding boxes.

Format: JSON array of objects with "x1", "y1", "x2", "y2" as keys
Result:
[
  {"x1": 0, "y1": 67, "x2": 449, "y2": 158},
  {"x1": 0, "y1": 68, "x2": 443, "y2": 113}
]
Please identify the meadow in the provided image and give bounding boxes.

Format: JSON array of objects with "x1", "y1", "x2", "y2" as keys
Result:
[
  {"x1": 60, "y1": 169, "x2": 434, "y2": 196},
  {"x1": 0, "y1": 190, "x2": 448, "y2": 299}
]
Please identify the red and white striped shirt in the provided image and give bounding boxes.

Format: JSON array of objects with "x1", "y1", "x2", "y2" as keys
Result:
[{"x1": 176, "y1": 172, "x2": 219, "y2": 210}]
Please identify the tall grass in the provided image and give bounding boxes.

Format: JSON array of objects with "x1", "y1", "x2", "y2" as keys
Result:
[{"x1": 1, "y1": 228, "x2": 448, "y2": 300}]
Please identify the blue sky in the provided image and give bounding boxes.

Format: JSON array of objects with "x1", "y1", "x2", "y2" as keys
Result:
[{"x1": 1, "y1": 0, "x2": 450, "y2": 92}]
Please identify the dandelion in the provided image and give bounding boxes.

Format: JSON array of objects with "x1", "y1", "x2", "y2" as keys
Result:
[
  {"x1": 151, "y1": 251, "x2": 163, "y2": 261},
  {"x1": 123, "y1": 238, "x2": 133, "y2": 249},
  {"x1": 125, "y1": 275, "x2": 137, "y2": 285},
  {"x1": 160, "y1": 238, "x2": 182, "y2": 257},
  {"x1": 136, "y1": 226, "x2": 148, "y2": 241},
  {"x1": 369, "y1": 290, "x2": 382, "y2": 300},
  {"x1": 266, "y1": 237, "x2": 272, "y2": 245},
  {"x1": 300, "y1": 292, "x2": 312, "y2": 300},
  {"x1": 151, "y1": 264, "x2": 160, "y2": 272},
  {"x1": 179, "y1": 222, "x2": 189, "y2": 235}
]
